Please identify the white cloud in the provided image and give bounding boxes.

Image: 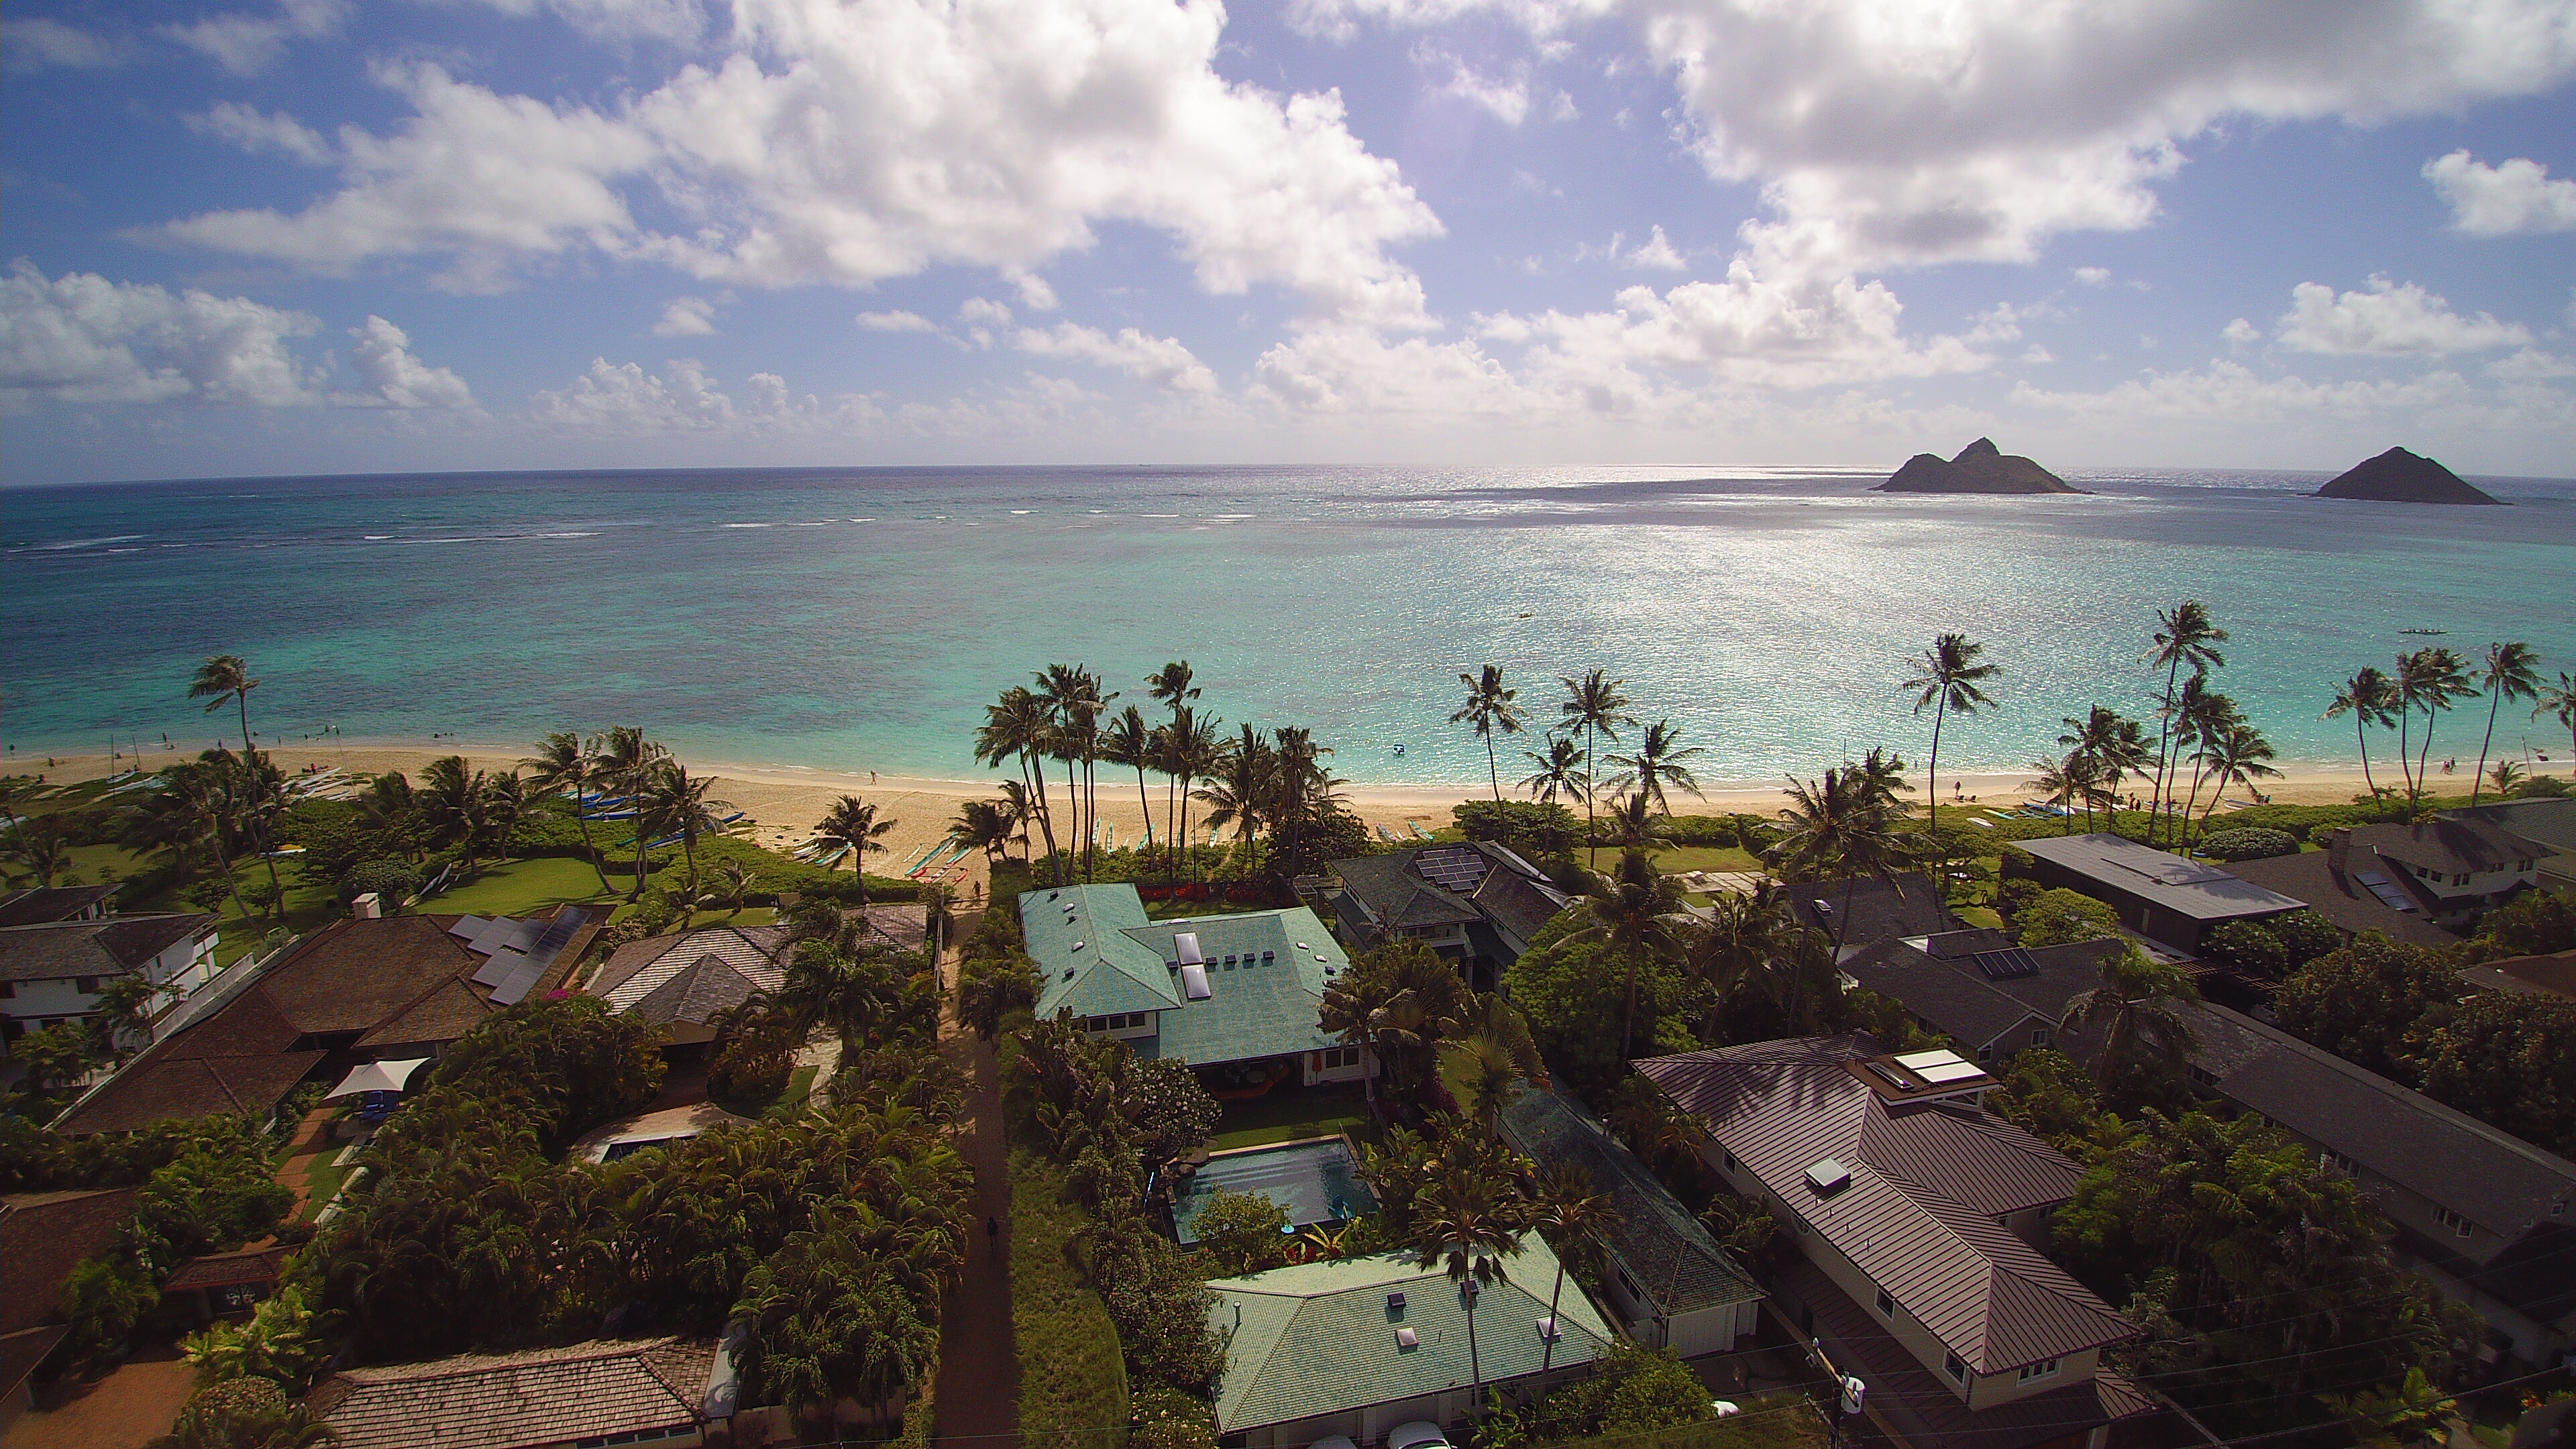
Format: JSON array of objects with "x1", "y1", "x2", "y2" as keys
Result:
[
  {"x1": 189, "y1": 103, "x2": 333, "y2": 165},
  {"x1": 1419, "y1": 46, "x2": 1531, "y2": 125},
  {"x1": 2277, "y1": 276, "x2": 2532, "y2": 356},
  {"x1": 2424, "y1": 150, "x2": 2576, "y2": 236},
  {"x1": 2488, "y1": 349, "x2": 2576, "y2": 380},
  {"x1": 2221, "y1": 317, "x2": 2259, "y2": 347},
  {"x1": 2074, "y1": 266, "x2": 2111, "y2": 287},
  {"x1": 1010, "y1": 273, "x2": 1059, "y2": 312},
  {"x1": 532, "y1": 358, "x2": 777, "y2": 431},
  {"x1": 162, "y1": 0, "x2": 1441, "y2": 325},
  {"x1": 1014, "y1": 322, "x2": 1218, "y2": 392},
  {"x1": 856, "y1": 309, "x2": 937, "y2": 332},
  {"x1": 1623, "y1": 225, "x2": 1686, "y2": 271},
  {"x1": 1304, "y1": 0, "x2": 2576, "y2": 278},
  {"x1": 162, "y1": 0, "x2": 345, "y2": 76},
  {"x1": 958, "y1": 298, "x2": 1014, "y2": 327},
  {"x1": 655, "y1": 297, "x2": 720, "y2": 336},
  {"x1": 0, "y1": 262, "x2": 320, "y2": 408},
  {"x1": 2012, "y1": 358, "x2": 2477, "y2": 421},
  {"x1": 2019, "y1": 345, "x2": 2053, "y2": 364},
  {"x1": 153, "y1": 63, "x2": 657, "y2": 293},
  {"x1": 6, "y1": 17, "x2": 124, "y2": 68},
  {"x1": 335, "y1": 316, "x2": 476, "y2": 408}
]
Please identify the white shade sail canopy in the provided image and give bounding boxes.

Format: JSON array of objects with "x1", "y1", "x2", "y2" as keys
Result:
[{"x1": 323, "y1": 1057, "x2": 430, "y2": 1099}]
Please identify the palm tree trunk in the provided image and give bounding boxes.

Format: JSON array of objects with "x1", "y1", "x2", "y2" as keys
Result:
[
  {"x1": 2416, "y1": 707, "x2": 2438, "y2": 806},
  {"x1": 1485, "y1": 730, "x2": 1501, "y2": 803},
  {"x1": 2474, "y1": 693, "x2": 2504, "y2": 804},
  {"x1": 2398, "y1": 707, "x2": 2416, "y2": 806},
  {"x1": 1028, "y1": 750, "x2": 1064, "y2": 885},
  {"x1": 1464, "y1": 1275, "x2": 1483, "y2": 1419},
  {"x1": 2151, "y1": 659, "x2": 2181, "y2": 848},
  {"x1": 1135, "y1": 763, "x2": 1153, "y2": 861},
  {"x1": 1584, "y1": 723, "x2": 1599, "y2": 869},
  {"x1": 1542, "y1": 1262, "x2": 1567, "y2": 1375},
  {"x1": 2357, "y1": 717, "x2": 2377, "y2": 798},
  {"x1": 1926, "y1": 700, "x2": 1946, "y2": 892}
]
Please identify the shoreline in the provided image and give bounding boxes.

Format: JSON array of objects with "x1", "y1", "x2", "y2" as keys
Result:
[{"x1": 21, "y1": 739, "x2": 2567, "y2": 882}]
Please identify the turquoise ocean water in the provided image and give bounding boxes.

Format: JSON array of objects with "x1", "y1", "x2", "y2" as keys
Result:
[{"x1": 4, "y1": 465, "x2": 2572, "y2": 788}]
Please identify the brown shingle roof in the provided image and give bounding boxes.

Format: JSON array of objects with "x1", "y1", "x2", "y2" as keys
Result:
[
  {"x1": 1637, "y1": 1036, "x2": 2129, "y2": 1373},
  {"x1": 2459, "y1": 949, "x2": 2576, "y2": 999},
  {"x1": 2216, "y1": 851, "x2": 2463, "y2": 950},
  {"x1": 259, "y1": 916, "x2": 483, "y2": 1035},
  {"x1": 0, "y1": 884, "x2": 123, "y2": 927},
  {"x1": 2358, "y1": 817, "x2": 2546, "y2": 876},
  {"x1": 0, "y1": 914, "x2": 215, "y2": 983},
  {"x1": 164, "y1": 1246, "x2": 290, "y2": 1293},
  {"x1": 311, "y1": 1338, "x2": 718, "y2": 1449},
  {"x1": 1, "y1": 1324, "x2": 70, "y2": 1402},
  {"x1": 1, "y1": 1188, "x2": 138, "y2": 1334},
  {"x1": 625, "y1": 954, "x2": 768, "y2": 1028},
  {"x1": 50, "y1": 983, "x2": 323, "y2": 1136},
  {"x1": 588, "y1": 924, "x2": 788, "y2": 1007}
]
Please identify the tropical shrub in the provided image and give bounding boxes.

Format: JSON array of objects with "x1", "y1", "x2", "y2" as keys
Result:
[
  {"x1": 1507, "y1": 1342, "x2": 1709, "y2": 1442},
  {"x1": 1503, "y1": 919, "x2": 1697, "y2": 1095},
  {"x1": 2198, "y1": 919, "x2": 2287, "y2": 979},
  {"x1": 183, "y1": 1283, "x2": 331, "y2": 1392},
  {"x1": 2463, "y1": 889, "x2": 2576, "y2": 963},
  {"x1": 60, "y1": 1254, "x2": 156, "y2": 1367},
  {"x1": 341, "y1": 858, "x2": 421, "y2": 911},
  {"x1": 2418, "y1": 994, "x2": 2576, "y2": 1160},
  {"x1": 158, "y1": 1375, "x2": 335, "y2": 1449},
  {"x1": 1010, "y1": 1148, "x2": 1130, "y2": 1449},
  {"x1": 1453, "y1": 799, "x2": 1579, "y2": 859},
  {"x1": 2273, "y1": 937, "x2": 2461, "y2": 1083},
  {"x1": 2197, "y1": 828, "x2": 2298, "y2": 861},
  {"x1": 707, "y1": 1011, "x2": 800, "y2": 1112},
  {"x1": 1189, "y1": 1189, "x2": 1290, "y2": 1277},
  {"x1": 2267, "y1": 908, "x2": 2343, "y2": 970},
  {"x1": 1129, "y1": 1389, "x2": 1217, "y2": 1449},
  {"x1": 2013, "y1": 889, "x2": 2122, "y2": 948},
  {"x1": 1662, "y1": 815, "x2": 1739, "y2": 848}
]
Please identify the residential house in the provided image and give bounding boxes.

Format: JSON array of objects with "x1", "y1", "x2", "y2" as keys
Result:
[
  {"x1": 164, "y1": 1245, "x2": 292, "y2": 1326},
  {"x1": 1020, "y1": 885, "x2": 1371, "y2": 1094},
  {"x1": 2457, "y1": 949, "x2": 2576, "y2": 1000},
  {"x1": 310, "y1": 1338, "x2": 732, "y2": 1449},
  {"x1": 2443, "y1": 798, "x2": 2576, "y2": 858},
  {"x1": 1, "y1": 1187, "x2": 140, "y2": 1429},
  {"x1": 0, "y1": 913, "x2": 218, "y2": 1048},
  {"x1": 1785, "y1": 871, "x2": 1957, "y2": 961},
  {"x1": 2214, "y1": 836, "x2": 2463, "y2": 951},
  {"x1": 1497, "y1": 1085, "x2": 1762, "y2": 1356},
  {"x1": 0, "y1": 884, "x2": 123, "y2": 927},
  {"x1": 1204, "y1": 1242, "x2": 1617, "y2": 1448},
  {"x1": 588, "y1": 923, "x2": 790, "y2": 1048},
  {"x1": 2288, "y1": 820, "x2": 2553, "y2": 930},
  {"x1": 1838, "y1": 930, "x2": 2125, "y2": 1067},
  {"x1": 53, "y1": 906, "x2": 601, "y2": 1136},
  {"x1": 1855, "y1": 934, "x2": 2576, "y2": 1366},
  {"x1": 1636, "y1": 1038, "x2": 2156, "y2": 1449},
  {"x1": 1324, "y1": 843, "x2": 1572, "y2": 986},
  {"x1": 2006, "y1": 834, "x2": 2302, "y2": 953}
]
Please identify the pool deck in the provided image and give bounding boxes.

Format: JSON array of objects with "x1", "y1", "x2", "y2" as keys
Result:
[{"x1": 1172, "y1": 1134, "x2": 1377, "y2": 1245}]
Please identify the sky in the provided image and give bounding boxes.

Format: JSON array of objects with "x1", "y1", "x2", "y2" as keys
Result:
[{"x1": 3, "y1": 0, "x2": 2575, "y2": 484}]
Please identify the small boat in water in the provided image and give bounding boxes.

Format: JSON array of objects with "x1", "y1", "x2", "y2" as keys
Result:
[{"x1": 2400, "y1": 627, "x2": 2448, "y2": 635}]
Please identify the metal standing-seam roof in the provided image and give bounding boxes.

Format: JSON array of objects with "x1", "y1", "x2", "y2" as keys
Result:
[
  {"x1": 1636, "y1": 1036, "x2": 2129, "y2": 1375},
  {"x1": 2011, "y1": 833, "x2": 2303, "y2": 922},
  {"x1": 309, "y1": 1338, "x2": 719, "y2": 1449},
  {"x1": 1206, "y1": 1242, "x2": 1615, "y2": 1435},
  {"x1": 1499, "y1": 1085, "x2": 1761, "y2": 1318}
]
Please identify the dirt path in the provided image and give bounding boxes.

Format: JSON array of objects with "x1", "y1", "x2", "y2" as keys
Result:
[
  {"x1": 10, "y1": 1344, "x2": 197, "y2": 1449},
  {"x1": 934, "y1": 922, "x2": 1018, "y2": 1449}
]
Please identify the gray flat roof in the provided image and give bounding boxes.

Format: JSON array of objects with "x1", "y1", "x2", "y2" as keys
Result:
[{"x1": 2012, "y1": 833, "x2": 2302, "y2": 922}]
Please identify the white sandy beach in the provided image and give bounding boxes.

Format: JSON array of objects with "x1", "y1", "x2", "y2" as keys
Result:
[{"x1": 24, "y1": 739, "x2": 2568, "y2": 900}]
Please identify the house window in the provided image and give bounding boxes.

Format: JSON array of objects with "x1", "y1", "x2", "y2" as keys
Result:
[
  {"x1": 2434, "y1": 1207, "x2": 2474, "y2": 1238},
  {"x1": 2320, "y1": 1150, "x2": 2356, "y2": 1174},
  {"x1": 0, "y1": 981, "x2": 13, "y2": 999},
  {"x1": 2031, "y1": 1027, "x2": 2052, "y2": 1048},
  {"x1": 76, "y1": 976, "x2": 101, "y2": 994},
  {"x1": 2017, "y1": 1359, "x2": 2059, "y2": 1385},
  {"x1": 2188, "y1": 1064, "x2": 2218, "y2": 1087},
  {"x1": 1943, "y1": 1352, "x2": 1968, "y2": 1385},
  {"x1": 1722, "y1": 1150, "x2": 1741, "y2": 1175},
  {"x1": 1875, "y1": 1289, "x2": 1896, "y2": 1319}
]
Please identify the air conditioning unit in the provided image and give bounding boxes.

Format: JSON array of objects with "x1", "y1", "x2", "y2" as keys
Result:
[{"x1": 1805, "y1": 1159, "x2": 1852, "y2": 1195}]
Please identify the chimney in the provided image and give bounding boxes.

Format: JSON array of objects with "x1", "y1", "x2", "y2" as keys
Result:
[
  {"x1": 2327, "y1": 828, "x2": 2353, "y2": 877},
  {"x1": 352, "y1": 892, "x2": 382, "y2": 920}
]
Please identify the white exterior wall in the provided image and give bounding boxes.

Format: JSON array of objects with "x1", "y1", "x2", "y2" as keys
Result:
[
  {"x1": 1301, "y1": 1045, "x2": 1377, "y2": 1087},
  {"x1": 4, "y1": 927, "x2": 218, "y2": 1041}
]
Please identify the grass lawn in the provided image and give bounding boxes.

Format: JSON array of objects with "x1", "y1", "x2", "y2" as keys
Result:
[
  {"x1": 1209, "y1": 1085, "x2": 1370, "y2": 1151},
  {"x1": 298, "y1": 1156, "x2": 351, "y2": 1223},
  {"x1": 1537, "y1": 1394, "x2": 1826, "y2": 1449},
  {"x1": 1009, "y1": 1146, "x2": 1128, "y2": 1449},
  {"x1": 1642, "y1": 844, "x2": 1764, "y2": 875},
  {"x1": 765, "y1": 1065, "x2": 820, "y2": 1120},
  {"x1": 426, "y1": 855, "x2": 618, "y2": 916}
]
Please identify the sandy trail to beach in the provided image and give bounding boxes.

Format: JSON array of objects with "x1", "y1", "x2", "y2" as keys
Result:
[{"x1": 27, "y1": 741, "x2": 2566, "y2": 890}]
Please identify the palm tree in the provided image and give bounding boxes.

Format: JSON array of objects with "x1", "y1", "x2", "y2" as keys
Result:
[
  {"x1": 524, "y1": 731, "x2": 614, "y2": 892},
  {"x1": 1410, "y1": 1163, "x2": 1525, "y2": 1420},
  {"x1": 947, "y1": 800, "x2": 1016, "y2": 868},
  {"x1": 2169, "y1": 682, "x2": 2242, "y2": 845},
  {"x1": 1452, "y1": 665, "x2": 1526, "y2": 803},
  {"x1": 1560, "y1": 671, "x2": 1634, "y2": 867},
  {"x1": 1102, "y1": 706, "x2": 1155, "y2": 856},
  {"x1": 1172, "y1": 708, "x2": 1226, "y2": 883},
  {"x1": 2324, "y1": 668, "x2": 2402, "y2": 801},
  {"x1": 1517, "y1": 735, "x2": 1586, "y2": 809},
  {"x1": 641, "y1": 761, "x2": 722, "y2": 882},
  {"x1": 2192, "y1": 721, "x2": 2280, "y2": 843},
  {"x1": 1, "y1": 819, "x2": 74, "y2": 889},
  {"x1": 1901, "y1": 633, "x2": 1999, "y2": 855},
  {"x1": 1193, "y1": 724, "x2": 1274, "y2": 873},
  {"x1": 1446, "y1": 1032, "x2": 1523, "y2": 1138},
  {"x1": 2538, "y1": 672, "x2": 2576, "y2": 763},
  {"x1": 2489, "y1": 759, "x2": 2527, "y2": 798},
  {"x1": 1604, "y1": 720, "x2": 1705, "y2": 816},
  {"x1": 2027, "y1": 753, "x2": 2090, "y2": 835},
  {"x1": 2059, "y1": 946, "x2": 2198, "y2": 1090},
  {"x1": 2398, "y1": 647, "x2": 2477, "y2": 806},
  {"x1": 1601, "y1": 791, "x2": 1673, "y2": 853},
  {"x1": 1563, "y1": 849, "x2": 1686, "y2": 1063},
  {"x1": 2471, "y1": 642, "x2": 2542, "y2": 804},
  {"x1": 706, "y1": 859, "x2": 757, "y2": 916},
  {"x1": 420, "y1": 755, "x2": 500, "y2": 871},
  {"x1": 593, "y1": 726, "x2": 667, "y2": 898},
  {"x1": 1038, "y1": 665, "x2": 1113, "y2": 881},
  {"x1": 189, "y1": 654, "x2": 288, "y2": 906},
  {"x1": 1526, "y1": 1163, "x2": 1617, "y2": 1374},
  {"x1": 1146, "y1": 661, "x2": 1200, "y2": 865},
  {"x1": 2057, "y1": 706, "x2": 2149, "y2": 829},
  {"x1": 975, "y1": 687, "x2": 1061, "y2": 883},
  {"x1": 996, "y1": 780, "x2": 1036, "y2": 862},
  {"x1": 2143, "y1": 602, "x2": 2227, "y2": 847},
  {"x1": 1772, "y1": 759, "x2": 1911, "y2": 982},
  {"x1": 814, "y1": 796, "x2": 896, "y2": 904},
  {"x1": 780, "y1": 939, "x2": 902, "y2": 1056}
]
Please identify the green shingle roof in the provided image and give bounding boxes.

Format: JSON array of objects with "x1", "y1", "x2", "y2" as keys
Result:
[
  {"x1": 1206, "y1": 1242, "x2": 1615, "y2": 1434},
  {"x1": 1017, "y1": 887, "x2": 1353, "y2": 1067},
  {"x1": 1498, "y1": 1087, "x2": 1763, "y2": 1317}
]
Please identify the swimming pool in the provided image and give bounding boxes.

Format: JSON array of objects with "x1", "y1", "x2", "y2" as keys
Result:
[{"x1": 1171, "y1": 1137, "x2": 1379, "y2": 1246}]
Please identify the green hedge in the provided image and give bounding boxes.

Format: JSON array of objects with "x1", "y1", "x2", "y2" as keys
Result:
[
  {"x1": 1534, "y1": 1393, "x2": 1827, "y2": 1449},
  {"x1": 1011, "y1": 1147, "x2": 1129, "y2": 1449}
]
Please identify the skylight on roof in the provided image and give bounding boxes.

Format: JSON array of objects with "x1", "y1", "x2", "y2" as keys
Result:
[
  {"x1": 1181, "y1": 963, "x2": 1212, "y2": 1000},
  {"x1": 1175, "y1": 932, "x2": 1203, "y2": 966}
]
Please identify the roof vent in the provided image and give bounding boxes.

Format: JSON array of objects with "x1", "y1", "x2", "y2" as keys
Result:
[
  {"x1": 1263, "y1": 950, "x2": 1275, "y2": 961},
  {"x1": 1062, "y1": 969, "x2": 1076, "y2": 981},
  {"x1": 1049, "y1": 892, "x2": 1060, "y2": 902},
  {"x1": 1387, "y1": 1291, "x2": 1407, "y2": 1314},
  {"x1": 1536, "y1": 1317, "x2": 1561, "y2": 1342},
  {"x1": 1805, "y1": 1159, "x2": 1853, "y2": 1196},
  {"x1": 1395, "y1": 1327, "x2": 1420, "y2": 1350},
  {"x1": 1071, "y1": 941, "x2": 1086, "y2": 952}
]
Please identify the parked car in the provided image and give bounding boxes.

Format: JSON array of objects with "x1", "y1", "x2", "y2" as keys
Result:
[{"x1": 1386, "y1": 1422, "x2": 1450, "y2": 1449}]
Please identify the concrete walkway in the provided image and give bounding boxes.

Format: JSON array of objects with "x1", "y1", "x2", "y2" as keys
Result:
[{"x1": 932, "y1": 916, "x2": 1017, "y2": 1449}]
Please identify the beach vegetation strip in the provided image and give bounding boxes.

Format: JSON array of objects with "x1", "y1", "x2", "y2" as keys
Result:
[{"x1": 1010, "y1": 1145, "x2": 1131, "y2": 1449}]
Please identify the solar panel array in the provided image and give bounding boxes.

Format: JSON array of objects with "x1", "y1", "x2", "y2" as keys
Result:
[
  {"x1": 1972, "y1": 947, "x2": 2043, "y2": 980},
  {"x1": 2352, "y1": 871, "x2": 2422, "y2": 914},
  {"x1": 453, "y1": 908, "x2": 590, "y2": 1006},
  {"x1": 1413, "y1": 845, "x2": 1493, "y2": 895}
]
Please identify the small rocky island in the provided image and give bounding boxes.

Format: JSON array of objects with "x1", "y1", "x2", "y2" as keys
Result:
[
  {"x1": 1875, "y1": 437, "x2": 2080, "y2": 494},
  {"x1": 2314, "y1": 446, "x2": 2503, "y2": 505}
]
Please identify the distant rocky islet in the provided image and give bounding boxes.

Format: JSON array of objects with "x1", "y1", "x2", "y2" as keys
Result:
[
  {"x1": 1875, "y1": 438, "x2": 2082, "y2": 495},
  {"x1": 2313, "y1": 446, "x2": 2504, "y2": 505}
]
